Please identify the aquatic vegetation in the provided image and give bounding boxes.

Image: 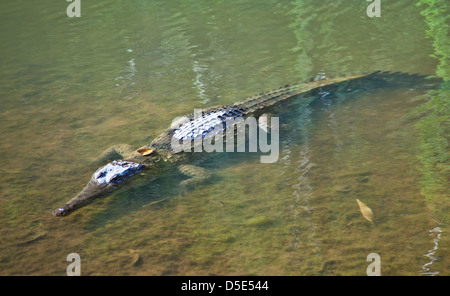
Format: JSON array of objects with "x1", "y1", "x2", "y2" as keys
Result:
[{"x1": 415, "y1": 0, "x2": 449, "y2": 224}]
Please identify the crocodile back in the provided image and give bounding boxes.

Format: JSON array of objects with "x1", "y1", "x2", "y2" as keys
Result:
[{"x1": 149, "y1": 71, "x2": 441, "y2": 152}]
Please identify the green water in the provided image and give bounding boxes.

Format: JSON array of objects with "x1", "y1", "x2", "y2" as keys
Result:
[{"x1": 0, "y1": 0, "x2": 448, "y2": 275}]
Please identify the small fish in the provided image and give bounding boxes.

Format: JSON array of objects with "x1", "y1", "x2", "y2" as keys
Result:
[
  {"x1": 142, "y1": 198, "x2": 166, "y2": 208},
  {"x1": 15, "y1": 231, "x2": 47, "y2": 246},
  {"x1": 356, "y1": 199, "x2": 374, "y2": 224}
]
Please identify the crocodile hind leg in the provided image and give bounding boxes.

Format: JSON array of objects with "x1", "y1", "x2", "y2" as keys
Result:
[
  {"x1": 94, "y1": 144, "x2": 135, "y2": 163},
  {"x1": 178, "y1": 164, "x2": 212, "y2": 195}
]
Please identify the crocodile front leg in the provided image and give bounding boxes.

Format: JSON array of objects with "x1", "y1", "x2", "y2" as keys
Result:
[
  {"x1": 94, "y1": 144, "x2": 135, "y2": 163},
  {"x1": 178, "y1": 164, "x2": 212, "y2": 195}
]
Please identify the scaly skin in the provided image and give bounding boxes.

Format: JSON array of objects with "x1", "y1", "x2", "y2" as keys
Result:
[{"x1": 52, "y1": 71, "x2": 440, "y2": 216}]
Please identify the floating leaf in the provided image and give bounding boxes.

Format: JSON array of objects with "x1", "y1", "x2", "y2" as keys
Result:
[
  {"x1": 356, "y1": 199, "x2": 374, "y2": 224},
  {"x1": 128, "y1": 249, "x2": 142, "y2": 267}
]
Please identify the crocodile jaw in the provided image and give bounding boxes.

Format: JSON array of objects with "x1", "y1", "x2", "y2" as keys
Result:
[{"x1": 52, "y1": 180, "x2": 112, "y2": 216}]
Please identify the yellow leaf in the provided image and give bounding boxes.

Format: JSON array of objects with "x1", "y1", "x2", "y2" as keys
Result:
[
  {"x1": 356, "y1": 199, "x2": 374, "y2": 224},
  {"x1": 128, "y1": 249, "x2": 142, "y2": 267}
]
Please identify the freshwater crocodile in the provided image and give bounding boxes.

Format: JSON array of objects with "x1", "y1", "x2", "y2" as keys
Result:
[{"x1": 52, "y1": 71, "x2": 439, "y2": 216}]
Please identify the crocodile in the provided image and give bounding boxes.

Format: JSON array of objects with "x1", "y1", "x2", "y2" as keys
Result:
[{"x1": 52, "y1": 71, "x2": 440, "y2": 216}]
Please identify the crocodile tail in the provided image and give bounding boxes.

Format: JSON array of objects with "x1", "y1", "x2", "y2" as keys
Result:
[
  {"x1": 233, "y1": 73, "x2": 366, "y2": 113},
  {"x1": 233, "y1": 71, "x2": 441, "y2": 113}
]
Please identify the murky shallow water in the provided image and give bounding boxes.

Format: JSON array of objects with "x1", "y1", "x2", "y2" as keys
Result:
[{"x1": 0, "y1": 0, "x2": 448, "y2": 275}]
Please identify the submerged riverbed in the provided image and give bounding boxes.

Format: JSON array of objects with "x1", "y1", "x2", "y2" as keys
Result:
[{"x1": 0, "y1": 0, "x2": 448, "y2": 275}]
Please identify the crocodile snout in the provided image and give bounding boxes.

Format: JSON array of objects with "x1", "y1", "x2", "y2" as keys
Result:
[{"x1": 52, "y1": 206, "x2": 71, "y2": 216}]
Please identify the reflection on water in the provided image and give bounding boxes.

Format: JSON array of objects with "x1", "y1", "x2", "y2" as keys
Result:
[
  {"x1": 192, "y1": 60, "x2": 210, "y2": 104},
  {"x1": 115, "y1": 49, "x2": 137, "y2": 95},
  {"x1": 0, "y1": 0, "x2": 448, "y2": 275},
  {"x1": 421, "y1": 226, "x2": 442, "y2": 276},
  {"x1": 413, "y1": 0, "x2": 449, "y2": 276}
]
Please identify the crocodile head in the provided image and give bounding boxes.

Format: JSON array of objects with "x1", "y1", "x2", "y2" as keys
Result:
[{"x1": 52, "y1": 160, "x2": 146, "y2": 216}]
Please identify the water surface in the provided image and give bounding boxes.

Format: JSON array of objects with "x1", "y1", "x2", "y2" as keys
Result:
[{"x1": 0, "y1": 0, "x2": 448, "y2": 275}]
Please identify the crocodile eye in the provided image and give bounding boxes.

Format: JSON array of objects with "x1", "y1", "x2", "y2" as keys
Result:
[
  {"x1": 96, "y1": 171, "x2": 106, "y2": 178},
  {"x1": 110, "y1": 174, "x2": 122, "y2": 183},
  {"x1": 137, "y1": 148, "x2": 154, "y2": 156}
]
